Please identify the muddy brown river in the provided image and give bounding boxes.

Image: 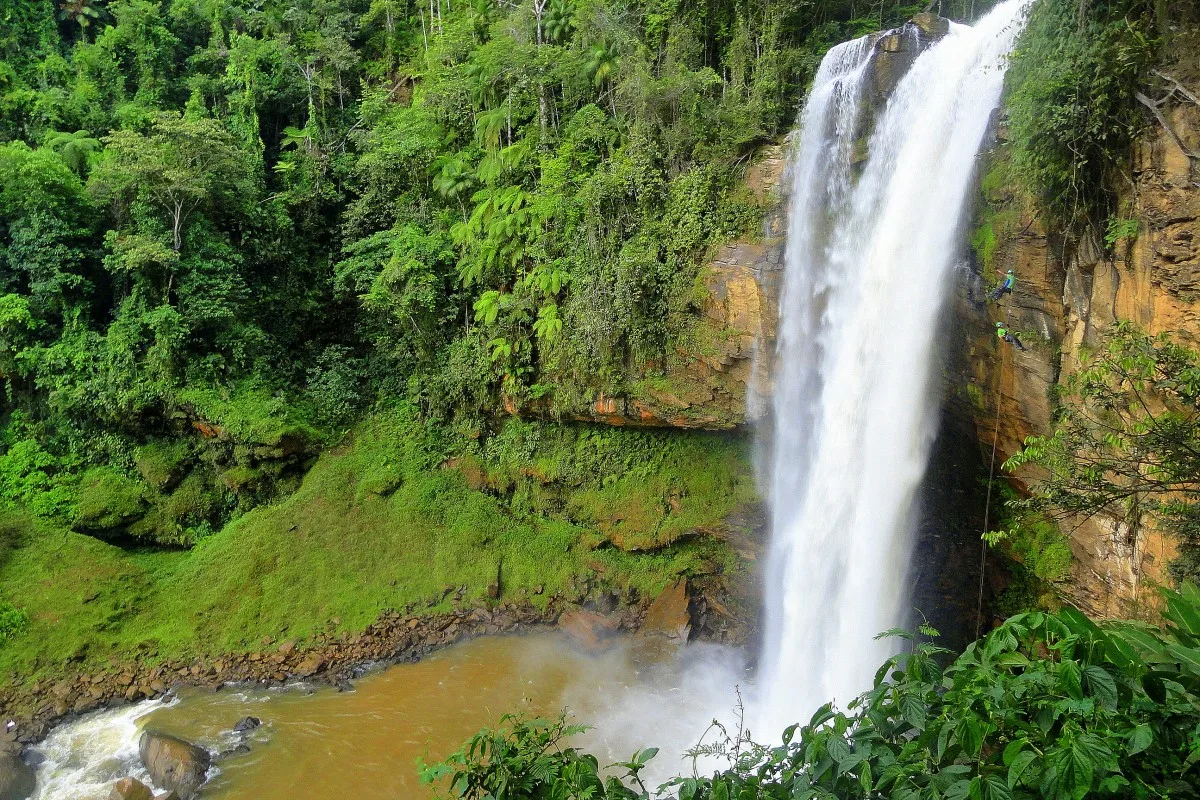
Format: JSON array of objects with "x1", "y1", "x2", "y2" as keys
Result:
[{"x1": 32, "y1": 634, "x2": 747, "y2": 800}]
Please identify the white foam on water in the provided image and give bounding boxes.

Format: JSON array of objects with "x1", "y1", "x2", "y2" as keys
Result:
[{"x1": 30, "y1": 699, "x2": 172, "y2": 800}]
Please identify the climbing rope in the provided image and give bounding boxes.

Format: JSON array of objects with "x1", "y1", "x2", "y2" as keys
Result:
[{"x1": 975, "y1": 305, "x2": 1009, "y2": 639}]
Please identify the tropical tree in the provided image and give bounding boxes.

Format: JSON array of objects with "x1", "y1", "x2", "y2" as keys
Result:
[
  {"x1": 43, "y1": 129, "x2": 101, "y2": 175},
  {"x1": 57, "y1": 0, "x2": 105, "y2": 37},
  {"x1": 1007, "y1": 323, "x2": 1200, "y2": 585},
  {"x1": 89, "y1": 113, "x2": 255, "y2": 254}
]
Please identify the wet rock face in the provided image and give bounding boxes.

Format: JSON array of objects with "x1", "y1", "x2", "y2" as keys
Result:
[
  {"x1": 0, "y1": 752, "x2": 35, "y2": 800},
  {"x1": 138, "y1": 732, "x2": 211, "y2": 800},
  {"x1": 862, "y1": 15, "x2": 951, "y2": 118},
  {"x1": 950, "y1": 44, "x2": 1200, "y2": 619}
]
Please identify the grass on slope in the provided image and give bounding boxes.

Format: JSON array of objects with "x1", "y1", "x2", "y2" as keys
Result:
[{"x1": 0, "y1": 408, "x2": 754, "y2": 686}]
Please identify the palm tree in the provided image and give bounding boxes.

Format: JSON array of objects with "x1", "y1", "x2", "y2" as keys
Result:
[
  {"x1": 57, "y1": 0, "x2": 104, "y2": 38},
  {"x1": 544, "y1": 0, "x2": 574, "y2": 44},
  {"x1": 43, "y1": 130, "x2": 101, "y2": 176},
  {"x1": 586, "y1": 43, "x2": 620, "y2": 115}
]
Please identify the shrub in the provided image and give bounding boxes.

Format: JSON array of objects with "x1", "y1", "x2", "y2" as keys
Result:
[
  {"x1": 0, "y1": 601, "x2": 28, "y2": 646},
  {"x1": 1006, "y1": 0, "x2": 1158, "y2": 229},
  {"x1": 433, "y1": 585, "x2": 1200, "y2": 800}
]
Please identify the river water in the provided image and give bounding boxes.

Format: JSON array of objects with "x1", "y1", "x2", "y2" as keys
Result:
[{"x1": 31, "y1": 634, "x2": 746, "y2": 800}]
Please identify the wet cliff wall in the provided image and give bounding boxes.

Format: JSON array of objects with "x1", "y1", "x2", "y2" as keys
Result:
[{"x1": 948, "y1": 31, "x2": 1200, "y2": 619}]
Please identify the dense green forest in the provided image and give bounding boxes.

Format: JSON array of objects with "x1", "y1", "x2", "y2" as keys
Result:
[
  {"x1": 0, "y1": 0, "x2": 954, "y2": 546},
  {"x1": 0, "y1": 0, "x2": 982, "y2": 687}
]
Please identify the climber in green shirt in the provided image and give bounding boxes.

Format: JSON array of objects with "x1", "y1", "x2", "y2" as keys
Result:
[{"x1": 995, "y1": 322, "x2": 1026, "y2": 351}]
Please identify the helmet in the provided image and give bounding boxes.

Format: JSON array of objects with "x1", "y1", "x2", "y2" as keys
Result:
[
  {"x1": 1006, "y1": 269, "x2": 1014, "y2": 274},
  {"x1": 995, "y1": 322, "x2": 1003, "y2": 327}
]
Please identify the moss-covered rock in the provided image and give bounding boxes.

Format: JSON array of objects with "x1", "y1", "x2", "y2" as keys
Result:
[
  {"x1": 73, "y1": 468, "x2": 149, "y2": 534},
  {"x1": 134, "y1": 440, "x2": 195, "y2": 492}
]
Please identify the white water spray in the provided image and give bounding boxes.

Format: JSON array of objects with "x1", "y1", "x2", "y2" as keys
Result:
[
  {"x1": 756, "y1": 0, "x2": 1030, "y2": 737},
  {"x1": 29, "y1": 699, "x2": 172, "y2": 800}
]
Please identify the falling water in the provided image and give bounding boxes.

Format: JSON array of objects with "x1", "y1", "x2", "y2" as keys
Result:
[{"x1": 756, "y1": 0, "x2": 1030, "y2": 737}]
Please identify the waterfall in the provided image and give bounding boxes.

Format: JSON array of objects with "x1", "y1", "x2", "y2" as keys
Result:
[{"x1": 755, "y1": 0, "x2": 1030, "y2": 738}]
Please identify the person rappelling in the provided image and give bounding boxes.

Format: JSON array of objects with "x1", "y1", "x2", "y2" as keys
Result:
[
  {"x1": 989, "y1": 269, "x2": 1015, "y2": 301},
  {"x1": 995, "y1": 322, "x2": 1026, "y2": 351}
]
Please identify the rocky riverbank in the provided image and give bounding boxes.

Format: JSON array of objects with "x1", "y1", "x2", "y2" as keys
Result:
[{"x1": 0, "y1": 572, "x2": 754, "y2": 762}]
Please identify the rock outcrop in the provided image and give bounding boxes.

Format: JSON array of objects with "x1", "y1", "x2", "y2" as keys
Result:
[
  {"x1": 0, "y1": 752, "x2": 34, "y2": 800},
  {"x1": 138, "y1": 732, "x2": 210, "y2": 800},
  {"x1": 640, "y1": 578, "x2": 692, "y2": 642},
  {"x1": 948, "y1": 42, "x2": 1200, "y2": 618},
  {"x1": 557, "y1": 607, "x2": 623, "y2": 650}
]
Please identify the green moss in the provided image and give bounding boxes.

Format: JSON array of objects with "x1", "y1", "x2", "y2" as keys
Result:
[
  {"x1": 986, "y1": 482, "x2": 1073, "y2": 613},
  {"x1": 73, "y1": 467, "x2": 149, "y2": 533},
  {"x1": 134, "y1": 440, "x2": 194, "y2": 491},
  {"x1": 128, "y1": 474, "x2": 224, "y2": 546},
  {"x1": 0, "y1": 407, "x2": 753, "y2": 685},
  {"x1": 970, "y1": 222, "x2": 999, "y2": 273},
  {"x1": 176, "y1": 383, "x2": 322, "y2": 448},
  {"x1": 964, "y1": 382, "x2": 986, "y2": 412}
]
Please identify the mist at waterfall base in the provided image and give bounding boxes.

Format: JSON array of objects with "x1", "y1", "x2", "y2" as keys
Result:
[
  {"x1": 26, "y1": 4, "x2": 1033, "y2": 796},
  {"x1": 28, "y1": 636, "x2": 748, "y2": 800},
  {"x1": 755, "y1": 0, "x2": 1030, "y2": 739}
]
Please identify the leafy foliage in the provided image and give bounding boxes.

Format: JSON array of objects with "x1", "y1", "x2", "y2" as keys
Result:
[
  {"x1": 421, "y1": 714, "x2": 661, "y2": 800},
  {"x1": 0, "y1": 0, "x2": 934, "y2": 545},
  {"x1": 1005, "y1": 0, "x2": 1159, "y2": 229},
  {"x1": 0, "y1": 600, "x2": 27, "y2": 647}
]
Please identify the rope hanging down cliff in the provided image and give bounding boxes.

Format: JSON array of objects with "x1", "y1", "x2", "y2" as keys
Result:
[{"x1": 976, "y1": 277, "x2": 1017, "y2": 638}]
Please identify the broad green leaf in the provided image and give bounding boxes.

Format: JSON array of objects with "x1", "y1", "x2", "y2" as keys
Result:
[
  {"x1": 1002, "y1": 738, "x2": 1027, "y2": 767},
  {"x1": 957, "y1": 718, "x2": 983, "y2": 757},
  {"x1": 1167, "y1": 643, "x2": 1200, "y2": 678},
  {"x1": 1007, "y1": 750, "x2": 1037, "y2": 789},
  {"x1": 982, "y1": 774, "x2": 1012, "y2": 800},
  {"x1": 900, "y1": 693, "x2": 927, "y2": 731},
  {"x1": 1126, "y1": 723, "x2": 1153, "y2": 755},
  {"x1": 1059, "y1": 659, "x2": 1083, "y2": 700},
  {"x1": 825, "y1": 736, "x2": 852, "y2": 763},
  {"x1": 1083, "y1": 665, "x2": 1117, "y2": 708}
]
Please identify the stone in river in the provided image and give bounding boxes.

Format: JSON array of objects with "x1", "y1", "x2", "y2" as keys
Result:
[
  {"x1": 138, "y1": 731, "x2": 211, "y2": 800},
  {"x1": 232, "y1": 716, "x2": 261, "y2": 733},
  {"x1": 108, "y1": 777, "x2": 154, "y2": 800}
]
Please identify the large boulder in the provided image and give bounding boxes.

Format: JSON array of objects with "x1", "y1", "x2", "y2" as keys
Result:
[
  {"x1": 138, "y1": 732, "x2": 210, "y2": 800},
  {"x1": 0, "y1": 752, "x2": 34, "y2": 800},
  {"x1": 109, "y1": 777, "x2": 154, "y2": 800},
  {"x1": 558, "y1": 608, "x2": 621, "y2": 651},
  {"x1": 640, "y1": 578, "x2": 692, "y2": 642}
]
